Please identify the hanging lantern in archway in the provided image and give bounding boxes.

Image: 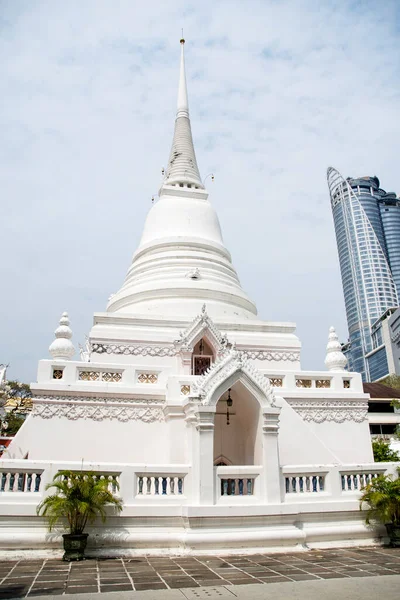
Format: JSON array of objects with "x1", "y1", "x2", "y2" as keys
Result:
[{"x1": 226, "y1": 388, "x2": 233, "y2": 425}]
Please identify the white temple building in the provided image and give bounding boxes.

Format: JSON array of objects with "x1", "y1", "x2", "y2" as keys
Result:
[{"x1": 0, "y1": 40, "x2": 396, "y2": 555}]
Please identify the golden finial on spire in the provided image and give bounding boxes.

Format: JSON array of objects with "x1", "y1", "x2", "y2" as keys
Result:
[{"x1": 180, "y1": 28, "x2": 185, "y2": 44}]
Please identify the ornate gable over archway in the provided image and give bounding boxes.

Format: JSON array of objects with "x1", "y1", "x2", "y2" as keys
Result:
[
  {"x1": 191, "y1": 348, "x2": 277, "y2": 408},
  {"x1": 174, "y1": 304, "x2": 230, "y2": 355}
]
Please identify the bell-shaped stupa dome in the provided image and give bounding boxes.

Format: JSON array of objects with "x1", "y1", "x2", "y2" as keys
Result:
[{"x1": 107, "y1": 40, "x2": 257, "y2": 321}]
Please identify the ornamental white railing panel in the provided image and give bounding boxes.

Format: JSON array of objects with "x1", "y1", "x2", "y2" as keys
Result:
[
  {"x1": 0, "y1": 460, "x2": 398, "y2": 511},
  {"x1": 282, "y1": 463, "x2": 398, "y2": 502},
  {"x1": 285, "y1": 474, "x2": 326, "y2": 494},
  {"x1": 215, "y1": 466, "x2": 262, "y2": 503},
  {"x1": 0, "y1": 469, "x2": 44, "y2": 493},
  {"x1": 0, "y1": 460, "x2": 191, "y2": 508},
  {"x1": 261, "y1": 371, "x2": 360, "y2": 392},
  {"x1": 136, "y1": 475, "x2": 184, "y2": 496},
  {"x1": 339, "y1": 467, "x2": 387, "y2": 493}
]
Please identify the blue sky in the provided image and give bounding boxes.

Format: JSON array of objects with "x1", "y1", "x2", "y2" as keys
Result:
[{"x1": 1, "y1": 0, "x2": 400, "y2": 381}]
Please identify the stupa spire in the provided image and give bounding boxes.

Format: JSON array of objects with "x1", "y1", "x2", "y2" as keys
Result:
[{"x1": 163, "y1": 39, "x2": 204, "y2": 189}]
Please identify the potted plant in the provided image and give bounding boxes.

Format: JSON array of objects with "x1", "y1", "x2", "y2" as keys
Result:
[
  {"x1": 359, "y1": 470, "x2": 400, "y2": 547},
  {"x1": 37, "y1": 470, "x2": 123, "y2": 561}
]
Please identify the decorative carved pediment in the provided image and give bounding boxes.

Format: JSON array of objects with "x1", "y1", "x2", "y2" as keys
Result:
[
  {"x1": 191, "y1": 348, "x2": 277, "y2": 408},
  {"x1": 174, "y1": 304, "x2": 230, "y2": 355}
]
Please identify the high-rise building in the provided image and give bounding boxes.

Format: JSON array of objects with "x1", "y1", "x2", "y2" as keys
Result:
[{"x1": 327, "y1": 168, "x2": 400, "y2": 381}]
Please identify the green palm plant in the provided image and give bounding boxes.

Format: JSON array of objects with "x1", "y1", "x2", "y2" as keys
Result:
[
  {"x1": 359, "y1": 474, "x2": 400, "y2": 525},
  {"x1": 37, "y1": 470, "x2": 123, "y2": 559},
  {"x1": 359, "y1": 471, "x2": 400, "y2": 547},
  {"x1": 37, "y1": 470, "x2": 123, "y2": 533}
]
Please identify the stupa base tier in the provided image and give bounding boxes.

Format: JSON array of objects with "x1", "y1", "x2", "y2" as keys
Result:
[
  {"x1": 0, "y1": 459, "x2": 397, "y2": 557},
  {"x1": 0, "y1": 505, "x2": 389, "y2": 558}
]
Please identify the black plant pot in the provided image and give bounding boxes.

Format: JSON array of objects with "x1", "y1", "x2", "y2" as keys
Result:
[
  {"x1": 385, "y1": 523, "x2": 400, "y2": 547},
  {"x1": 62, "y1": 533, "x2": 89, "y2": 561}
]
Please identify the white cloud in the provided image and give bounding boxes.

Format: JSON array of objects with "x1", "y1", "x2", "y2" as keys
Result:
[{"x1": 1, "y1": 0, "x2": 399, "y2": 379}]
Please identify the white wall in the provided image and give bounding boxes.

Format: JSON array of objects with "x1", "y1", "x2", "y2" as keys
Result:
[{"x1": 6, "y1": 414, "x2": 172, "y2": 463}]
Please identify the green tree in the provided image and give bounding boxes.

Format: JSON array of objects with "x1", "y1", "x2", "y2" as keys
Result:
[
  {"x1": 380, "y1": 374, "x2": 400, "y2": 391},
  {"x1": 0, "y1": 380, "x2": 32, "y2": 436},
  {"x1": 373, "y1": 440, "x2": 400, "y2": 462},
  {"x1": 3, "y1": 413, "x2": 25, "y2": 436}
]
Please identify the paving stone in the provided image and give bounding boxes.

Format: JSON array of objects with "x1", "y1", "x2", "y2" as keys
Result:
[
  {"x1": 100, "y1": 577, "x2": 130, "y2": 584},
  {"x1": 259, "y1": 576, "x2": 292, "y2": 583},
  {"x1": 192, "y1": 580, "x2": 230, "y2": 586},
  {"x1": 192, "y1": 572, "x2": 221, "y2": 576},
  {"x1": 2, "y1": 576, "x2": 35, "y2": 583},
  {"x1": 100, "y1": 584, "x2": 134, "y2": 592},
  {"x1": 134, "y1": 582, "x2": 168, "y2": 590},
  {"x1": 65, "y1": 585, "x2": 99, "y2": 594},
  {"x1": 0, "y1": 585, "x2": 30, "y2": 594},
  {"x1": 193, "y1": 577, "x2": 225, "y2": 583},
  {"x1": 131, "y1": 576, "x2": 162, "y2": 583},
  {"x1": 346, "y1": 571, "x2": 378, "y2": 577},
  {"x1": 287, "y1": 574, "x2": 321, "y2": 581},
  {"x1": 167, "y1": 580, "x2": 199, "y2": 588},
  {"x1": 318, "y1": 572, "x2": 349, "y2": 579},
  {"x1": 28, "y1": 591, "x2": 64, "y2": 597}
]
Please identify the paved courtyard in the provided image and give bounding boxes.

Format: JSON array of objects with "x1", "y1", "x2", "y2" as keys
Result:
[{"x1": 0, "y1": 547, "x2": 399, "y2": 598}]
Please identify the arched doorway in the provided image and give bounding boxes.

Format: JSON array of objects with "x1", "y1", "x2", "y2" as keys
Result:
[{"x1": 213, "y1": 381, "x2": 262, "y2": 466}]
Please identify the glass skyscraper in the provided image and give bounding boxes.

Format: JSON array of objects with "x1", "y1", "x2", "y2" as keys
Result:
[{"x1": 327, "y1": 168, "x2": 400, "y2": 381}]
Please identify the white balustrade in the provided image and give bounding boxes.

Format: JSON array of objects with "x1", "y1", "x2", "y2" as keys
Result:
[
  {"x1": 220, "y1": 477, "x2": 254, "y2": 496},
  {"x1": 340, "y1": 471, "x2": 382, "y2": 492},
  {"x1": 59, "y1": 471, "x2": 121, "y2": 495},
  {"x1": 215, "y1": 466, "x2": 262, "y2": 502},
  {"x1": 136, "y1": 475, "x2": 185, "y2": 496},
  {"x1": 260, "y1": 371, "x2": 360, "y2": 393},
  {"x1": 285, "y1": 474, "x2": 325, "y2": 494},
  {"x1": 0, "y1": 470, "x2": 44, "y2": 493}
]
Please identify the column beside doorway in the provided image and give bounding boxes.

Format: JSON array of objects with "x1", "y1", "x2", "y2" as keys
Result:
[
  {"x1": 262, "y1": 408, "x2": 282, "y2": 503},
  {"x1": 196, "y1": 406, "x2": 216, "y2": 505}
]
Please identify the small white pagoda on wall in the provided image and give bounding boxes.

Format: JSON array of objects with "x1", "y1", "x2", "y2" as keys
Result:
[{"x1": 1, "y1": 40, "x2": 392, "y2": 555}]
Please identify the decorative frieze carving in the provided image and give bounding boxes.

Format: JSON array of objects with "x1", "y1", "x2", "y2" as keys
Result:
[
  {"x1": 241, "y1": 350, "x2": 300, "y2": 362},
  {"x1": 296, "y1": 379, "x2": 312, "y2": 388},
  {"x1": 78, "y1": 370, "x2": 122, "y2": 382},
  {"x1": 181, "y1": 385, "x2": 191, "y2": 395},
  {"x1": 102, "y1": 372, "x2": 122, "y2": 383},
  {"x1": 33, "y1": 403, "x2": 164, "y2": 423},
  {"x1": 91, "y1": 340, "x2": 300, "y2": 363},
  {"x1": 138, "y1": 373, "x2": 158, "y2": 384},
  {"x1": 316, "y1": 379, "x2": 331, "y2": 389},
  {"x1": 52, "y1": 369, "x2": 63, "y2": 380},
  {"x1": 32, "y1": 395, "x2": 163, "y2": 405},
  {"x1": 79, "y1": 371, "x2": 100, "y2": 381},
  {"x1": 91, "y1": 343, "x2": 178, "y2": 357},
  {"x1": 268, "y1": 378, "x2": 283, "y2": 387},
  {"x1": 288, "y1": 400, "x2": 368, "y2": 423}
]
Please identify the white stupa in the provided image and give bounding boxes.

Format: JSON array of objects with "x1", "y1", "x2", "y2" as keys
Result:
[{"x1": 2, "y1": 41, "x2": 383, "y2": 555}]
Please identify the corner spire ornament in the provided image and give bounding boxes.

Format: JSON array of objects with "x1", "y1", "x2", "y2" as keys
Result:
[
  {"x1": 49, "y1": 312, "x2": 75, "y2": 361},
  {"x1": 324, "y1": 326, "x2": 347, "y2": 372}
]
